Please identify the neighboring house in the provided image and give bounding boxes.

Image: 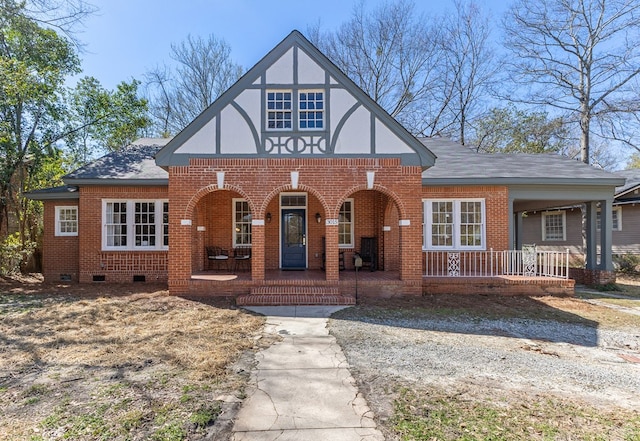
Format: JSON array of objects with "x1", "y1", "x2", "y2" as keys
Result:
[
  {"x1": 27, "y1": 31, "x2": 624, "y2": 302},
  {"x1": 522, "y1": 169, "x2": 640, "y2": 259}
]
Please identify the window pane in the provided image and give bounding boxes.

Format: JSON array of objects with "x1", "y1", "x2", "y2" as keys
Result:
[
  {"x1": 544, "y1": 213, "x2": 564, "y2": 241},
  {"x1": 338, "y1": 200, "x2": 353, "y2": 246},
  {"x1": 299, "y1": 91, "x2": 323, "y2": 130},
  {"x1": 267, "y1": 90, "x2": 292, "y2": 130}
]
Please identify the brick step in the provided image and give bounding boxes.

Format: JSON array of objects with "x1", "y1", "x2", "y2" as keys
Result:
[{"x1": 237, "y1": 286, "x2": 355, "y2": 306}]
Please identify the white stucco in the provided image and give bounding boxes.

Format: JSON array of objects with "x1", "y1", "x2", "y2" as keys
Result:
[
  {"x1": 375, "y1": 119, "x2": 414, "y2": 153},
  {"x1": 297, "y1": 49, "x2": 325, "y2": 84},
  {"x1": 333, "y1": 106, "x2": 371, "y2": 154},
  {"x1": 234, "y1": 89, "x2": 261, "y2": 133},
  {"x1": 266, "y1": 48, "x2": 294, "y2": 84},
  {"x1": 329, "y1": 88, "x2": 358, "y2": 135},
  {"x1": 174, "y1": 117, "x2": 216, "y2": 154},
  {"x1": 220, "y1": 106, "x2": 257, "y2": 154}
]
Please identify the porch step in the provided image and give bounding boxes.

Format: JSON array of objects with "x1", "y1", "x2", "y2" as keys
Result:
[{"x1": 237, "y1": 286, "x2": 355, "y2": 306}]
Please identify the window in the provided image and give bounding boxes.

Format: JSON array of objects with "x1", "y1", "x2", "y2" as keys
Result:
[
  {"x1": 542, "y1": 211, "x2": 566, "y2": 241},
  {"x1": 267, "y1": 91, "x2": 292, "y2": 129},
  {"x1": 423, "y1": 199, "x2": 485, "y2": 250},
  {"x1": 338, "y1": 199, "x2": 354, "y2": 247},
  {"x1": 233, "y1": 199, "x2": 252, "y2": 247},
  {"x1": 299, "y1": 91, "x2": 324, "y2": 129},
  {"x1": 55, "y1": 206, "x2": 78, "y2": 236},
  {"x1": 103, "y1": 200, "x2": 168, "y2": 250},
  {"x1": 597, "y1": 206, "x2": 622, "y2": 231}
]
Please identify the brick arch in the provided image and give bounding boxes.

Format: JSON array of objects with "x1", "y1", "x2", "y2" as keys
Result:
[
  {"x1": 261, "y1": 184, "x2": 329, "y2": 216},
  {"x1": 334, "y1": 184, "x2": 406, "y2": 219},
  {"x1": 184, "y1": 184, "x2": 256, "y2": 218}
]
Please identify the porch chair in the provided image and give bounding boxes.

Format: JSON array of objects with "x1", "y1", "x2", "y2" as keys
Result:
[
  {"x1": 206, "y1": 246, "x2": 230, "y2": 271},
  {"x1": 357, "y1": 237, "x2": 377, "y2": 271},
  {"x1": 233, "y1": 247, "x2": 252, "y2": 272}
]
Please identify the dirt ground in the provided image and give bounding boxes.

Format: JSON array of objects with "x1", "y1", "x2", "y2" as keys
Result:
[
  {"x1": 1, "y1": 274, "x2": 639, "y2": 440},
  {"x1": 0, "y1": 275, "x2": 265, "y2": 441}
]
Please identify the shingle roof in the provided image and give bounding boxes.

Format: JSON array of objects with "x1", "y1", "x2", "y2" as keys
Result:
[
  {"x1": 64, "y1": 138, "x2": 170, "y2": 184},
  {"x1": 613, "y1": 169, "x2": 640, "y2": 196},
  {"x1": 420, "y1": 138, "x2": 624, "y2": 186}
]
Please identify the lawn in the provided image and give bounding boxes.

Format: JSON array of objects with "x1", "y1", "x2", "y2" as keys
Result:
[{"x1": 0, "y1": 275, "x2": 264, "y2": 441}]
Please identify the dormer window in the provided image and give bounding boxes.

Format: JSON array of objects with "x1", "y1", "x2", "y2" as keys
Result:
[
  {"x1": 299, "y1": 91, "x2": 324, "y2": 129},
  {"x1": 266, "y1": 89, "x2": 324, "y2": 131},
  {"x1": 267, "y1": 91, "x2": 292, "y2": 129}
]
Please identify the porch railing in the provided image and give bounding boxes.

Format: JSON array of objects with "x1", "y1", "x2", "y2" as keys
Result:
[{"x1": 423, "y1": 249, "x2": 569, "y2": 279}]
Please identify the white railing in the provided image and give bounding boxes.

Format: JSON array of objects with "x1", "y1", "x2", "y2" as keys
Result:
[{"x1": 423, "y1": 249, "x2": 569, "y2": 279}]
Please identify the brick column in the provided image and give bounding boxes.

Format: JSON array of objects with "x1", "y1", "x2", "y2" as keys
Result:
[
  {"x1": 251, "y1": 223, "x2": 265, "y2": 281},
  {"x1": 324, "y1": 224, "x2": 339, "y2": 281}
]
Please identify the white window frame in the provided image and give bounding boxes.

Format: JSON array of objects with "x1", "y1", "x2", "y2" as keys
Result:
[
  {"x1": 423, "y1": 199, "x2": 486, "y2": 250},
  {"x1": 541, "y1": 210, "x2": 566, "y2": 241},
  {"x1": 266, "y1": 90, "x2": 292, "y2": 130},
  {"x1": 338, "y1": 199, "x2": 354, "y2": 248},
  {"x1": 597, "y1": 206, "x2": 622, "y2": 231},
  {"x1": 102, "y1": 199, "x2": 169, "y2": 251},
  {"x1": 298, "y1": 90, "x2": 324, "y2": 130},
  {"x1": 233, "y1": 198, "x2": 252, "y2": 247},
  {"x1": 55, "y1": 206, "x2": 78, "y2": 236}
]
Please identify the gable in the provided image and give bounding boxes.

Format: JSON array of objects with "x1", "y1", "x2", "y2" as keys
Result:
[{"x1": 156, "y1": 30, "x2": 435, "y2": 169}]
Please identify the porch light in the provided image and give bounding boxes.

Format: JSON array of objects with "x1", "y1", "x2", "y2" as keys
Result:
[
  {"x1": 366, "y1": 171, "x2": 375, "y2": 189},
  {"x1": 315, "y1": 212, "x2": 322, "y2": 224},
  {"x1": 266, "y1": 212, "x2": 272, "y2": 223},
  {"x1": 291, "y1": 171, "x2": 299, "y2": 189}
]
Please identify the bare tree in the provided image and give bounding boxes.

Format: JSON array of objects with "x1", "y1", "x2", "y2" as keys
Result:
[
  {"x1": 502, "y1": 0, "x2": 640, "y2": 164},
  {"x1": 436, "y1": 0, "x2": 499, "y2": 145},
  {"x1": 145, "y1": 34, "x2": 243, "y2": 136},
  {"x1": 308, "y1": 0, "x2": 443, "y2": 135}
]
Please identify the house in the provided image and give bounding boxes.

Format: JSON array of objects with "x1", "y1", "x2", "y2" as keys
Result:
[
  {"x1": 521, "y1": 169, "x2": 640, "y2": 264},
  {"x1": 26, "y1": 31, "x2": 625, "y2": 302}
]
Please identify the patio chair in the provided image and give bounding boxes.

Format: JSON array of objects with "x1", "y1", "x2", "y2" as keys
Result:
[
  {"x1": 357, "y1": 237, "x2": 377, "y2": 271},
  {"x1": 206, "y1": 246, "x2": 229, "y2": 271},
  {"x1": 233, "y1": 247, "x2": 252, "y2": 272}
]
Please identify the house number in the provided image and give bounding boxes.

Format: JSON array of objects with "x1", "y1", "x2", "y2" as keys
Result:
[{"x1": 325, "y1": 218, "x2": 339, "y2": 226}]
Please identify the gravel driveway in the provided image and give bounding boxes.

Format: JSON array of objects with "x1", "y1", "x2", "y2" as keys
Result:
[{"x1": 328, "y1": 304, "x2": 640, "y2": 421}]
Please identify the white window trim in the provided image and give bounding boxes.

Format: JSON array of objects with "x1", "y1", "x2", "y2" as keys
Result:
[
  {"x1": 422, "y1": 199, "x2": 486, "y2": 250},
  {"x1": 298, "y1": 89, "x2": 324, "y2": 131},
  {"x1": 597, "y1": 206, "x2": 622, "y2": 231},
  {"x1": 339, "y1": 198, "x2": 354, "y2": 248},
  {"x1": 55, "y1": 206, "x2": 78, "y2": 237},
  {"x1": 541, "y1": 210, "x2": 566, "y2": 241},
  {"x1": 266, "y1": 89, "x2": 293, "y2": 131},
  {"x1": 102, "y1": 199, "x2": 169, "y2": 251},
  {"x1": 233, "y1": 198, "x2": 252, "y2": 247}
]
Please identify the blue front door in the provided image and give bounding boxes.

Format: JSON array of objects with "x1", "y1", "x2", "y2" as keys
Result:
[{"x1": 281, "y1": 209, "x2": 306, "y2": 269}]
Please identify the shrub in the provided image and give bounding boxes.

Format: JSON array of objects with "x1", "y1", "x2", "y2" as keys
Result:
[
  {"x1": 613, "y1": 253, "x2": 640, "y2": 274},
  {"x1": 0, "y1": 232, "x2": 36, "y2": 276}
]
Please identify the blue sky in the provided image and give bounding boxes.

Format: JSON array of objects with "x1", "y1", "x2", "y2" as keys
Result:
[{"x1": 76, "y1": 0, "x2": 508, "y2": 89}]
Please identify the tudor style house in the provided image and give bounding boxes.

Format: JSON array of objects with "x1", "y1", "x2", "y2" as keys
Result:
[{"x1": 28, "y1": 31, "x2": 625, "y2": 303}]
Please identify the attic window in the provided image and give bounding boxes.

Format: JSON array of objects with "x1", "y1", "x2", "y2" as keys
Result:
[{"x1": 267, "y1": 91, "x2": 292, "y2": 129}]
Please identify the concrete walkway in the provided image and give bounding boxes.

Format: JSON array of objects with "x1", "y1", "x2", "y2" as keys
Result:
[{"x1": 231, "y1": 306, "x2": 384, "y2": 441}]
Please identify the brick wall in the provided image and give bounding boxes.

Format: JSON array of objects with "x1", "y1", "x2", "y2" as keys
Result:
[
  {"x1": 42, "y1": 200, "x2": 79, "y2": 282},
  {"x1": 77, "y1": 185, "x2": 169, "y2": 283},
  {"x1": 168, "y1": 157, "x2": 424, "y2": 294},
  {"x1": 422, "y1": 185, "x2": 510, "y2": 251}
]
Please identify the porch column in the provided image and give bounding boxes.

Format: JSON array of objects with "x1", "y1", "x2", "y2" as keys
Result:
[
  {"x1": 585, "y1": 201, "x2": 598, "y2": 270},
  {"x1": 515, "y1": 211, "x2": 524, "y2": 250},
  {"x1": 508, "y1": 197, "x2": 515, "y2": 249},
  {"x1": 251, "y1": 222, "x2": 265, "y2": 281},
  {"x1": 324, "y1": 223, "x2": 339, "y2": 281},
  {"x1": 599, "y1": 198, "x2": 614, "y2": 271}
]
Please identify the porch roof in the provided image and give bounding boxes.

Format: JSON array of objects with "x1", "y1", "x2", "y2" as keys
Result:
[{"x1": 421, "y1": 138, "x2": 625, "y2": 187}]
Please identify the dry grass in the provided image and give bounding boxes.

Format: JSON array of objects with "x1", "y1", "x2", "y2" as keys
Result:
[{"x1": 0, "y1": 276, "x2": 264, "y2": 440}]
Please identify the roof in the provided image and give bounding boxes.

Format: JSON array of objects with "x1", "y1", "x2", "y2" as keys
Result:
[
  {"x1": 421, "y1": 138, "x2": 625, "y2": 187},
  {"x1": 64, "y1": 138, "x2": 170, "y2": 185},
  {"x1": 155, "y1": 30, "x2": 436, "y2": 169},
  {"x1": 23, "y1": 185, "x2": 79, "y2": 201},
  {"x1": 613, "y1": 169, "x2": 640, "y2": 198}
]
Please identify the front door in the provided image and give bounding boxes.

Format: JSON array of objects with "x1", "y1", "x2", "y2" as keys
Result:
[{"x1": 281, "y1": 208, "x2": 306, "y2": 269}]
